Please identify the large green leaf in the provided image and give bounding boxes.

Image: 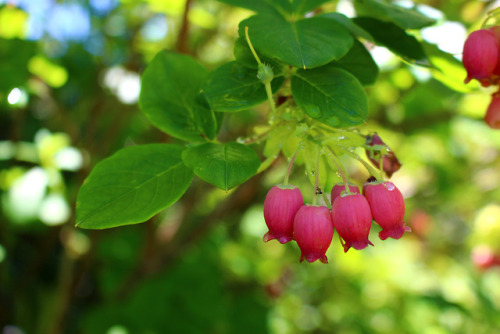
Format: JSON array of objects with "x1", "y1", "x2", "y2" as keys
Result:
[
  {"x1": 289, "y1": 0, "x2": 330, "y2": 15},
  {"x1": 76, "y1": 144, "x2": 193, "y2": 229},
  {"x1": 139, "y1": 51, "x2": 218, "y2": 142},
  {"x1": 331, "y1": 39, "x2": 379, "y2": 86},
  {"x1": 218, "y1": 0, "x2": 328, "y2": 16},
  {"x1": 240, "y1": 13, "x2": 354, "y2": 69},
  {"x1": 319, "y1": 12, "x2": 374, "y2": 42},
  {"x1": 291, "y1": 67, "x2": 368, "y2": 127},
  {"x1": 355, "y1": 0, "x2": 435, "y2": 29},
  {"x1": 353, "y1": 17, "x2": 428, "y2": 65},
  {"x1": 182, "y1": 142, "x2": 260, "y2": 191},
  {"x1": 203, "y1": 61, "x2": 284, "y2": 112},
  {"x1": 233, "y1": 37, "x2": 281, "y2": 69}
]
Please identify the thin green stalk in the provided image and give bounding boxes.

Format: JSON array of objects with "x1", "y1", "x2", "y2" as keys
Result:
[
  {"x1": 342, "y1": 147, "x2": 383, "y2": 180},
  {"x1": 321, "y1": 191, "x2": 332, "y2": 210},
  {"x1": 244, "y1": 26, "x2": 276, "y2": 114},
  {"x1": 312, "y1": 147, "x2": 320, "y2": 205},
  {"x1": 379, "y1": 153, "x2": 385, "y2": 181},
  {"x1": 284, "y1": 149, "x2": 298, "y2": 186},
  {"x1": 327, "y1": 147, "x2": 351, "y2": 195}
]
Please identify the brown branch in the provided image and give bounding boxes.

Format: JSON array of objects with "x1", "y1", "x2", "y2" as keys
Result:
[
  {"x1": 176, "y1": 0, "x2": 193, "y2": 54},
  {"x1": 114, "y1": 174, "x2": 263, "y2": 300}
]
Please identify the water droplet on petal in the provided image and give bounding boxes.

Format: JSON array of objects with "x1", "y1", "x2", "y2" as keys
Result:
[{"x1": 386, "y1": 183, "x2": 395, "y2": 191}]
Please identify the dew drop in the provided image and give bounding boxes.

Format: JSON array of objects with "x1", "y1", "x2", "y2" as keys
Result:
[
  {"x1": 386, "y1": 183, "x2": 395, "y2": 191},
  {"x1": 326, "y1": 115, "x2": 340, "y2": 126},
  {"x1": 348, "y1": 115, "x2": 362, "y2": 123},
  {"x1": 236, "y1": 137, "x2": 246, "y2": 144},
  {"x1": 307, "y1": 105, "x2": 321, "y2": 118}
]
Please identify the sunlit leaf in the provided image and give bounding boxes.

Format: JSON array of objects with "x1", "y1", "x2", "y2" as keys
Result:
[
  {"x1": 240, "y1": 13, "x2": 354, "y2": 69},
  {"x1": 291, "y1": 67, "x2": 368, "y2": 127},
  {"x1": 353, "y1": 17, "x2": 428, "y2": 65},
  {"x1": 182, "y1": 142, "x2": 260, "y2": 191},
  {"x1": 76, "y1": 144, "x2": 192, "y2": 229},
  {"x1": 355, "y1": 0, "x2": 436, "y2": 29},
  {"x1": 218, "y1": 0, "x2": 329, "y2": 16}
]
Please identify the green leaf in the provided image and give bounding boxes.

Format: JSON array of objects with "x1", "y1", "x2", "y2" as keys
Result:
[
  {"x1": 76, "y1": 144, "x2": 193, "y2": 229},
  {"x1": 193, "y1": 93, "x2": 219, "y2": 140},
  {"x1": 353, "y1": 17, "x2": 428, "y2": 65},
  {"x1": 217, "y1": 0, "x2": 281, "y2": 15},
  {"x1": 355, "y1": 0, "x2": 435, "y2": 29},
  {"x1": 289, "y1": 0, "x2": 330, "y2": 15},
  {"x1": 319, "y1": 12, "x2": 374, "y2": 42},
  {"x1": 240, "y1": 13, "x2": 354, "y2": 69},
  {"x1": 139, "y1": 51, "x2": 218, "y2": 142},
  {"x1": 423, "y1": 42, "x2": 472, "y2": 93},
  {"x1": 203, "y1": 61, "x2": 284, "y2": 112},
  {"x1": 233, "y1": 37, "x2": 281, "y2": 69},
  {"x1": 291, "y1": 67, "x2": 368, "y2": 127},
  {"x1": 218, "y1": 0, "x2": 328, "y2": 16},
  {"x1": 182, "y1": 142, "x2": 260, "y2": 191},
  {"x1": 331, "y1": 39, "x2": 379, "y2": 86}
]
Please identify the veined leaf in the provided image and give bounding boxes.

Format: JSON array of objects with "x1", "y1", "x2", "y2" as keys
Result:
[{"x1": 76, "y1": 144, "x2": 192, "y2": 229}]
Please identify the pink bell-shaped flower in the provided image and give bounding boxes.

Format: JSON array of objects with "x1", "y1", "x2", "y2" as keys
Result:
[
  {"x1": 263, "y1": 184, "x2": 303, "y2": 244},
  {"x1": 331, "y1": 183, "x2": 359, "y2": 206},
  {"x1": 293, "y1": 205, "x2": 333, "y2": 263},
  {"x1": 363, "y1": 181, "x2": 411, "y2": 240},
  {"x1": 462, "y1": 29, "x2": 499, "y2": 86},
  {"x1": 485, "y1": 94, "x2": 500, "y2": 129},
  {"x1": 331, "y1": 193, "x2": 373, "y2": 252},
  {"x1": 365, "y1": 132, "x2": 402, "y2": 178}
]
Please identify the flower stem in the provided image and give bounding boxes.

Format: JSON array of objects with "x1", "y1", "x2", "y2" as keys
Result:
[
  {"x1": 244, "y1": 26, "x2": 262, "y2": 65},
  {"x1": 379, "y1": 153, "x2": 385, "y2": 181},
  {"x1": 244, "y1": 26, "x2": 276, "y2": 114},
  {"x1": 327, "y1": 147, "x2": 351, "y2": 195},
  {"x1": 312, "y1": 147, "x2": 320, "y2": 205},
  {"x1": 321, "y1": 191, "x2": 332, "y2": 210},
  {"x1": 284, "y1": 149, "x2": 298, "y2": 186},
  {"x1": 342, "y1": 148, "x2": 383, "y2": 180}
]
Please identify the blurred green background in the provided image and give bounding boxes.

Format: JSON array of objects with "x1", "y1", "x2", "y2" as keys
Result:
[{"x1": 2, "y1": 0, "x2": 500, "y2": 333}]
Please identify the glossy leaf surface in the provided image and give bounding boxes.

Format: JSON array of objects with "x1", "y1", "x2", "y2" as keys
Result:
[
  {"x1": 139, "y1": 51, "x2": 218, "y2": 141},
  {"x1": 291, "y1": 67, "x2": 368, "y2": 127},
  {"x1": 182, "y1": 142, "x2": 260, "y2": 191},
  {"x1": 76, "y1": 144, "x2": 193, "y2": 229},
  {"x1": 240, "y1": 13, "x2": 353, "y2": 69}
]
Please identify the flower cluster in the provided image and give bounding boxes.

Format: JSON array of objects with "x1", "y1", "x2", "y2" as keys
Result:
[
  {"x1": 462, "y1": 26, "x2": 500, "y2": 128},
  {"x1": 263, "y1": 180, "x2": 411, "y2": 263}
]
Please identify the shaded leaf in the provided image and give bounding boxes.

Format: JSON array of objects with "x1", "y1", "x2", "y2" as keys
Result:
[
  {"x1": 320, "y1": 12, "x2": 374, "y2": 42},
  {"x1": 203, "y1": 61, "x2": 284, "y2": 112},
  {"x1": 182, "y1": 142, "x2": 260, "y2": 191},
  {"x1": 353, "y1": 17, "x2": 428, "y2": 65},
  {"x1": 233, "y1": 37, "x2": 281, "y2": 69},
  {"x1": 355, "y1": 0, "x2": 435, "y2": 29},
  {"x1": 76, "y1": 144, "x2": 192, "y2": 229},
  {"x1": 291, "y1": 67, "x2": 368, "y2": 127},
  {"x1": 139, "y1": 51, "x2": 218, "y2": 142},
  {"x1": 331, "y1": 39, "x2": 379, "y2": 86}
]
